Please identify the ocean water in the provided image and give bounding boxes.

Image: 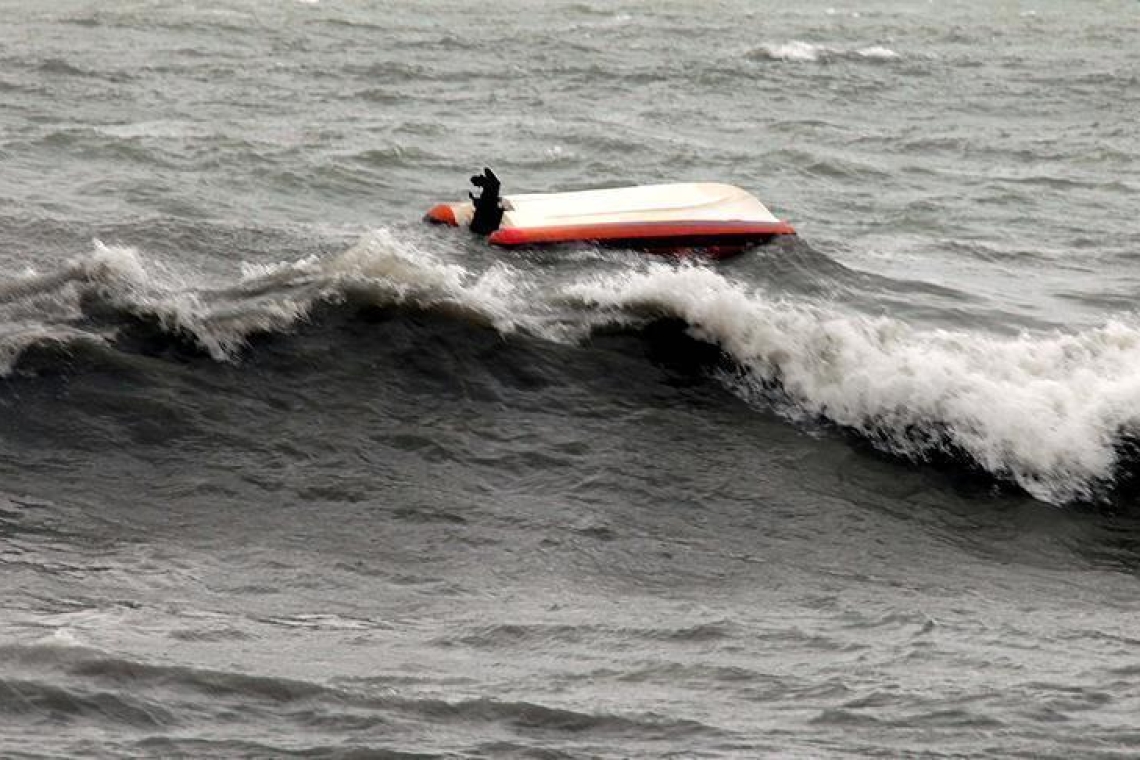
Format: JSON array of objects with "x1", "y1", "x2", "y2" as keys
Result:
[{"x1": 2, "y1": 1, "x2": 1140, "y2": 757}]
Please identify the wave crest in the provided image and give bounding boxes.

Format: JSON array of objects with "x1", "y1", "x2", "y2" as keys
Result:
[
  {"x1": 748, "y1": 41, "x2": 901, "y2": 63},
  {"x1": 0, "y1": 231, "x2": 526, "y2": 372},
  {"x1": 564, "y1": 265, "x2": 1140, "y2": 504}
]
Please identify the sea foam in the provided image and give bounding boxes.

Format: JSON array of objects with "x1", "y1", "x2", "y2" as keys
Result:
[
  {"x1": 564, "y1": 265, "x2": 1140, "y2": 504},
  {"x1": 0, "y1": 232, "x2": 526, "y2": 372},
  {"x1": 749, "y1": 41, "x2": 901, "y2": 63}
]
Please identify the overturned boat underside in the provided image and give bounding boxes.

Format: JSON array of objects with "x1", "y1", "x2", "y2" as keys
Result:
[{"x1": 426, "y1": 182, "x2": 795, "y2": 257}]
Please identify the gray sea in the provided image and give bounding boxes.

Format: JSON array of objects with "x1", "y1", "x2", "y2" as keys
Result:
[{"x1": 2, "y1": 1, "x2": 1140, "y2": 757}]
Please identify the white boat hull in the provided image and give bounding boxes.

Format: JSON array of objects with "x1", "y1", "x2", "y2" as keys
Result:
[{"x1": 425, "y1": 182, "x2": 795, "y2": 257}]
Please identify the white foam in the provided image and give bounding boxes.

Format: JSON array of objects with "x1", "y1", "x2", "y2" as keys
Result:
[
  {"x1": 320, "y1": 228, "x2": 524, "y2": 332},
  {"x1": 0, "y1": 232, "x2": 534, "y2": 374},
  {"x1": 39, "y1": 627, "x2": 87, "y2": 649},
  {"x1": 857, "y1": 45, "x2": 901, "y2": 60},
  {"x1": 102, "y1": 231, "x2": 525, "y2": 358},
  {"x1": 564, "y1": 265, "x2": 1140, "y2": 503},
  {"x1": 0, "y1": 248, "x2": 126, "y2": 374},
  {"x1": 96, "y1": 121, "x2": 209, "y2": 140},
  {"x1": 83, "y1": 239, "x2": 151, "y2": 290},
  {"x1": 751, "y1": 41, "x2": 901, "y2": 63},
  {"x1": 543, "y1": 145, "x2": 575, "y2": 163},
  {"x1": 755, "y1": 41, "x2": 827, "y2": 63},
  {"x1": 78, "y1": 241, "x2": 250, "y2": 360}
]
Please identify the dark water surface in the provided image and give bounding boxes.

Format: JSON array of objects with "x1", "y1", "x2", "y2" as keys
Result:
[{"x1": 2, "y1": 1, "x2": 1140, "y2": 757}]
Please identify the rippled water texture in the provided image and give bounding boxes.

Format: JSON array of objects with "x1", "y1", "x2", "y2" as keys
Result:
[{"x1": 2, "y1": 1, "x2": 1140, "y2": 758}]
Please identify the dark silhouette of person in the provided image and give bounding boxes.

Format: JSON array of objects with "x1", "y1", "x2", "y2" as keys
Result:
[{"x1": 468, "y1": 167, "x2": 503, "y2": 234}]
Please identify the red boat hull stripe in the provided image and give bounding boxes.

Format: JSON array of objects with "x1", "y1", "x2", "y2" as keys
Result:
[{"x1": 489, "y1": 219, "x2": 796, "y2": 247}]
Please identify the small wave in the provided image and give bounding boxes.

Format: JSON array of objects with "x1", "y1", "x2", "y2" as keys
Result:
[
  {"x1": 0, "y1": 637, "x2": 331, "y2": 704},
  {"x1": 0, "y1": 231, "x2": 527, "y2": 375},
  {"x1": 0, "y1": 324, "x2": 106, "y2": 376},
  {"x1": 402, "y1": 696, "x2": 717, "y2": 738},
  {"x1": 136, "y1": 737, "x2": 442, "y2": 759},
  {"x1": 544, "y1": 145, "x2": 576, "y2": 162},
  {"x1": 0, "y1": 677, "x2": 175, "y2": 727},
  {"x1": 58, "y1": 13, "x2": 103, "y2": 27},
  {"x1": 351, "y1": 145, "x2": 433, "y2": 168},
  {"x1": 567, "y1": 2, "x2": 619, "y2": 16},
  {"x1": 0, "y1": 637, "x2": 715, "y2": 739},
  {"x1": 563, "y1": 265, "x2": 1140, "y2": 504},
  {"x1": 748, "y1": 41, "x2": 901, "y2": 63},
  {"x1": 565, "y1": 5, "x2": 635, "y2": 28},
  {"x1": 751, "y1": 41, "x2": 827, "y2": 63},
  {"x1": 35, "y1": 58, "x2": 96, "y2": 77},
  {"x1": 94, "y1": 120, "x2": 211, "y2": 140},
  {"x1": 857, "y1": 45, "x2": 901, "y2": 61},
  {"x1": 442, "y1": 620, "x2": 737, "y2": 650},
  {"x1": 32, "y1": 57, "x2": 134, "y2": 82},
  {"x1": 342, "y1": 60, "x2": 432, "y2": 81}
]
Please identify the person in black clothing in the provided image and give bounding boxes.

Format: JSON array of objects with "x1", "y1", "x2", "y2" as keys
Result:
[{"x1": 468, "y1": 167, "x2": 503, "y2": 234}]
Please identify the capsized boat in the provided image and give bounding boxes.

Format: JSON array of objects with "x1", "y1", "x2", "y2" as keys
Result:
[{"x1": 425, "y1": 169, "x2": 795, "y2": 258}]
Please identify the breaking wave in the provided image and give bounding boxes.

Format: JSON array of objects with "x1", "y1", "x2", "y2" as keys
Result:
[
  {"x1": 748, "y1": 41, "x2": 901, "y2": 63},
  {"x1": 565, "y1": 266, "x2": 1140, "y2": 505},
  {"x1": 0, "y1": 230, "x2": 526, "y2": 373},
  {"x1": 4, "y1": 233, "x2": 1140, "y2": 505}
]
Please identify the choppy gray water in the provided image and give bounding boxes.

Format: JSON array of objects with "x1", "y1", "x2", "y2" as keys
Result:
[{"x1": 2, "y1": 1, "x2": 1140, "y2": 757}]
